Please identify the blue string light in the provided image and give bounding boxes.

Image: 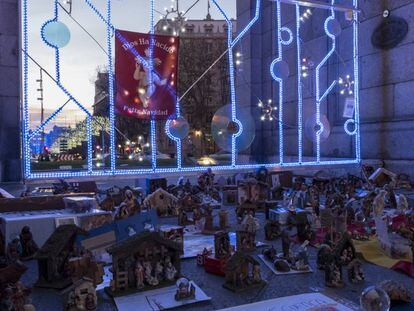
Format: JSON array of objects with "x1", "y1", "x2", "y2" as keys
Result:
[
  {"x1": 87, "y1": 116, "x2": 93, "y2": 173},
  {"x1": 149, "y1": 0, "x2": 157, "y2": 170},
  {"x1": 28, "y1": 103, "x2": 67, "y2": 140},
  {"x1": 315, "y1": 0, "x2": 336, "y2": 163},
  {"x1": 296, "y1": 4, "x2": 303, "y2": 163},
  {"x1": 211, "y1": 0, "x2": 261, "y2": 167},
  {"x1": 353, "y1": 0, "x2": 361, "y2": 162},
  {"x1": 27, "y1": 158, "x2": 360, "y2": 180},
  {"x1": 271, "y1": 0, "x2": 294, "y2": 165},
  {"x1": 107, "y1": 0, "x2": 116, "y2": 173},
  {"x1": 23, "y1": 0, "x2": 30, "y2": 178}
]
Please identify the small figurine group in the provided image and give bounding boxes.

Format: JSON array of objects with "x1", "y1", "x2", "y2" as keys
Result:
[
  {"x1": 133, "y1": 256, "x2": 178, "y2": 290},
  {"x1": 317, "y1": 234, "x2": 364, "y2": 288},
  {"x1": 4, "y1": 226, "x2": 38, "y2": 264},
  {"x1": 262, "y1": 241, "x2": 311, "y2": 273}
]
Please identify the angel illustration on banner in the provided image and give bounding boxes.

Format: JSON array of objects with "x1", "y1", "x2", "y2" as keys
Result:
[{"x1": 133, "y1": 49, "x2": 167, "y2": 108}]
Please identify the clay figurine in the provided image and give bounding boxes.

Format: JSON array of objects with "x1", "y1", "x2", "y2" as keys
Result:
[
  {"x1": 373, "y1": 190, "x2": 387, "y2": 217},
  {"x1": 214, "y1": 231, "x2": 231, "y2": 259},
  {"x1": 252, "y1": 264, "x2": 262, "y2": 283},
  {"x1": 134, "y1": 261, "x2": 145, "y2": 289},
  {"x1": 264, "y1": 220, "x2": 281, "y2": 240},
  {"x1": 347, "y1": 259, "x2": 364, "y2": 284},
  {"x1": 6, "y1": 237, "x2": 22, "y2": 263},
  {"x1": 19, "y1": 226, "x2": 39, "y2": 260},
  {"x1": 293, "y1": 241, "x2": 310, "y2": 271},
  {"x1": 325, "y1": 257, "x2": 344, "y2": 288},
  {"x1": 281, "y1": 229, "x2": 291, "y2": 258},
  {"x1": 165, "y1": 260, "x2": 178, "y2": 281}
]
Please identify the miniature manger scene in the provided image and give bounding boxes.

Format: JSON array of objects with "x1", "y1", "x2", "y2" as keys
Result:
[
  {"x1": 223, "y1": 252, "x2": 266, "y2": 292},
  {"x1": 143, "y1": 188, "x2": 179, "y2": 217},
  {"x1": 106, "y1": 232, "x2": 181, "y2": 296}
]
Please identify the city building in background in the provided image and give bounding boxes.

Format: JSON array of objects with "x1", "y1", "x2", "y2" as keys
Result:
[{"x1": 92, "y1": 6, "x2": 236, "y2": 160}]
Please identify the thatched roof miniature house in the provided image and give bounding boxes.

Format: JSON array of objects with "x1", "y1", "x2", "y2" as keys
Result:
[
  {"x1": 143, "y1": 188, "x2": 178, "y2": 217},
  {"x1": 34, "y1": 224, "x2": 86, "y2": 289},
  {"x1": 107, "y1": 231, "x2": 182, "y2": 296}
]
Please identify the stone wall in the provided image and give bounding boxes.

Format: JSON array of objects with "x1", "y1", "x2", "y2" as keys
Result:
[
  {"x1": 237, "y1": 0, "x2": 414, "y2": 176},
  {"x1": 0, "y1": 0, "x2": 21, "y2": 182}
]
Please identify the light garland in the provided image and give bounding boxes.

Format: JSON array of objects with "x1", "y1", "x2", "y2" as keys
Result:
[
  {"x1": 338, "y1": 74, "x2": 355, "y2": 96},
  {"x1": 258, "y1": 99, "x2": 278, "y2": 121},
  {"x1": 301, "y1": 57, "x2": 314, "y2": 78},
  {"x1": 299, "y1": 8, "x2": 312, "y2": 23}
]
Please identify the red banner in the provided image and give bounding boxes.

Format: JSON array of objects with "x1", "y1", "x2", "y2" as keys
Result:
[{"x1": 115, "y1": 30, "x2": 178, "y2": 120}]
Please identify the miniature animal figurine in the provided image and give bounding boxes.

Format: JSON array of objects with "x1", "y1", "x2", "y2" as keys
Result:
[
  {"x1": 262, "y1": 246, "x2": 277, "y2": 262},
  {"x1": 379, "y1": 280, "x2": 412, "y2": 303}
]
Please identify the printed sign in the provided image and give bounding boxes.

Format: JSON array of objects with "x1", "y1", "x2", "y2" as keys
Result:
[{"x1": 115, "y1": 30, "x2": 179, "y2": 120}]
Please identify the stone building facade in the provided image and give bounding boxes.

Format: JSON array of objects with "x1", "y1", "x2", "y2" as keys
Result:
[
  {"x1": 0, "y1": 0, "x2": 20, "y2": 182},
  {"x1": 237, "y1": 0, "x2": 414, "y2": 175},
  {"x1": 155, "y1": 15, "x2": 236, "y2": 157}
]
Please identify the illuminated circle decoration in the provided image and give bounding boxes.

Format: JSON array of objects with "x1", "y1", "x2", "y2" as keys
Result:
[
  {"x1": 41, "y1": 21, "x2": 71, "y2": 48},
  {"x1": 270, "y1": 59, "x2": 290, "y2": 80},
  {"x1": 305, "y1": 114, "x2": 331, "y2": 143},
  {"x1": 280, "y1": 27, "x2": 293, "y2": 45},
  {"x1": 344, "y1": 119, "x2": 357, "y2": 136},
  {"x1": 211, "y1": 104, "x2": 255, "y2": 152},
  {"x1": 167, "y1": 116, "x2": 189, "y2": 139},
  {"x1": 326, "y1": 18, "x2": 342, "y2": 37},
  {"x1": 227, "y1": 120, "x2": 240, "y2": 135}
]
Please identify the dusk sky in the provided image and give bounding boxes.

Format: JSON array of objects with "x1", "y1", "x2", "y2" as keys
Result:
[{"x1": 25, "y1": 0, "x2": 236, "y2": 130}]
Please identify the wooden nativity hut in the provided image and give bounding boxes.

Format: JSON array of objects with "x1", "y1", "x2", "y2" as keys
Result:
[
  {"x1": 107, "y1": 231, "x2": 181, "y2": 296},
  {"x1": 224, "y1": 251, "x2": 263, "y2": 292},
  {"x1": 34, "y1": 224, "x2": 86, "y2": 289}
]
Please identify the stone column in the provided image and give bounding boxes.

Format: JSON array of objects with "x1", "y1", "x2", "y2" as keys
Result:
[{"x1": 0, "y1": 0, "x2": 21, "y2": 181}]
